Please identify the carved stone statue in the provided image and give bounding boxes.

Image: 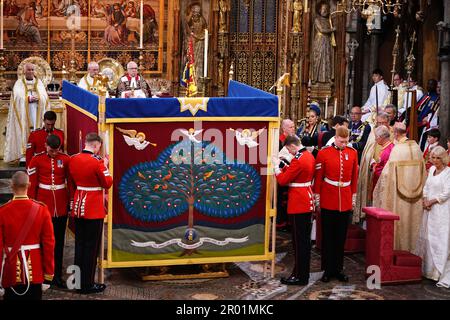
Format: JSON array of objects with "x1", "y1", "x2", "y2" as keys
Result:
[
  {"x1": 186, "y1": 4, "x2": 208, "y2": 83},
  {"x1": 311, "y1": 2, "x2": 335, "y2": 84},
  {"x1": 218, "y1": 0, "x2": 228, "y2": 33},
  {"x1": 291, "y1": 0, "x2": 303, "y2": 33}
]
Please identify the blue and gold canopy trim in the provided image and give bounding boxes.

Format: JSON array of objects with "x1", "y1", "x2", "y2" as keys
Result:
[
  {"x1": 62, "y1": 80, "x2": 279, "y2": 122},
  {"x1": 61, "y1": 80, "x2": 99, "y2": 120}
]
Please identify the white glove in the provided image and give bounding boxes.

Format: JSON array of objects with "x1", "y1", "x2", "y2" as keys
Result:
[
  {"x1": 271, "y1": 156, "x2": 280, "y2": 168},
  {"x1": 42, "y1": 283, "x2": 51, "y2": 292},
  {"x1": 314, "y1": 194, "x2": 320, "y2": 208}
]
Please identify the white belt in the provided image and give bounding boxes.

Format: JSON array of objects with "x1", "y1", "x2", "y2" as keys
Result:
[
  {"x1": 289, "y1": 182, "x2": 312, "y2": 187},
  {"x1": 3, "y1": 244, "x2": 41, "y2": 296},
  {"x1": 39, "y1": 183, "x2": 66, "y2": 190},
  {"x1": 324, "y1": 177, "x2": 351, "y2": 187},
  {"x1": 77, "y1": 186, "x2": 103, "y2": 191},
  {"x1": 8, "y1": 244, "x2": 40, "y2": 252}
]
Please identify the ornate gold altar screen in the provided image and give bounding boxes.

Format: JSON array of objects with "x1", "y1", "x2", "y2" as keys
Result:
[
  {"x1": 62, "y1": 80, "x2": 280, "y2": 279},
  {"x1": 1, "y1": 0, "x2": 164, "y2": 75}
]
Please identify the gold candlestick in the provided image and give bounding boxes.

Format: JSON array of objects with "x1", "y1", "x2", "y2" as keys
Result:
[
  {"x1": 138, "y1": 49, "x2": 144, "y2": 75},
  {"x1": 69, "y1": 29, "x2": 77, "y2": 83},
  {"x1": 228, "y1": 62, "x2": 234, "y2": 81}
]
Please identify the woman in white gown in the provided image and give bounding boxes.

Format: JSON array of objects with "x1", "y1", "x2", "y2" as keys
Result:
[{"x1": 416, "y1": 146, "x2": 450, "y2": 288}]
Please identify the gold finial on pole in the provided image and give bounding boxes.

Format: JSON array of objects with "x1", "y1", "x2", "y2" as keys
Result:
[
  {"x1": 405, "y1": 30, "x2": 416, "y2": 83},
  {"x1": 390, "y1": 25, "x2": 401, "y2": 87}
]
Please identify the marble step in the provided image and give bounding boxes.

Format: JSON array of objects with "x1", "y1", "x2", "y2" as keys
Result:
[{"x1": 0, "y1": 166, "x2": 26, "y2": 179}]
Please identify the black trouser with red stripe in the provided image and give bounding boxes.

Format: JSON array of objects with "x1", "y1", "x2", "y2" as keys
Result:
[
  {"x1": 52, "y1": 216, "x2": 68, "y2": 280},
  {"x1": 320, "y1": 209, "x2": 351, "y2": 276},
  {"x1": 289, "y1": 213, "x2": 312, "y2": 281},
  {"x1": 74, "y1": 218, "x2": 103, "y2": 290}
]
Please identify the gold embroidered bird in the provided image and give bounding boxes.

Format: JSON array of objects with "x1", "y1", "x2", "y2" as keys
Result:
[{"x1": 203, "y1": 170, "x2": 214, "y2": 180}]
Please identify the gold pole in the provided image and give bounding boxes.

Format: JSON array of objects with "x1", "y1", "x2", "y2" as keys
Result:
[
  {"x1": 97, "y1": 77, "x2": 108, "y2": 284},
  {"x1": 390, "y1": 26, "x2": 401, "y2": 87},
  {"x1": 69, "y1": 29, "x2": 77, "y2": 83}
]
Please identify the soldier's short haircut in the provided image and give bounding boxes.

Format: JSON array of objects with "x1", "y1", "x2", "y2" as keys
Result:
[
  {"x1": 284, "y1": 135, "x2": 301, "y2": 146},
  {"x1": 46, "y1": 134, "x2": 61, "y2": 149},
  {"x1": 427, "y1": 128, "x2": 441, "y2": 140},
  {"x1": 85, "y1": 132, "x2": 103, "y2": 144},
  {"x1": 335, "y1": 126, "x2": 350, "y2": 138},
  {"x1": 44, "y1": 110, "x2": 57, "y2": 121},
  {"x1": 11, "y1": 171, "x2": 29, "y2": 189}
]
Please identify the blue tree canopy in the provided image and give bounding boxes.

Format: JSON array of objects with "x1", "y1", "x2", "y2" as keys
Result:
[{"x1": 119, "y1": 140, "x2": 261, "y2": 222}]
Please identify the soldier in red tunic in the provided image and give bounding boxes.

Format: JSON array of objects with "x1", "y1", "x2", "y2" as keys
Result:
[
  {"x1": 0, "y1": 171, "x2": 55, "y2": 300},
  {"x1": 27, "y1": 134, "x2": 70, "y2": 288},
  {"x1": 273, "y1": 135, "x2": 316, "y2": 285},
  {"x1": 26, "y1": 111, "x2": 65, "y2": 166},
  {"x1": 314, "y1": 126, "x2": 359, "y2": 283},
  {"x1": 68, "y1": 133, "x2": 112, "y2": 294}
]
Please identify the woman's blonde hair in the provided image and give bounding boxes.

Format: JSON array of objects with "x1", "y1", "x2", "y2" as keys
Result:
[{"x1": 430, "y1": 146, "x2": 449, "y2": 166}]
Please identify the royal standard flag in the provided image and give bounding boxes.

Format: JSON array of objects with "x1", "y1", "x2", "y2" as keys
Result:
[{"x1": 180, "y1": 36, "x2": 198, "y2": 97}]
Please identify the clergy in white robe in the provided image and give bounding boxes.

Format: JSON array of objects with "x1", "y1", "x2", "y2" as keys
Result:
[
  {"x1": 415, "y1": 147, "x2": 450, "y2": 288},
  {"x1": 4, "y1": 63, "x2": 49, "y2": 163},
  {"x1": 362, "y1": 69, "x2": 390, "y2": 123},
  {"x1": 78, "y1": 61, "x2": 107, "y2": 96},
  {"x1": 373, "y1": 139, "x2": 427, "y2": 252}
]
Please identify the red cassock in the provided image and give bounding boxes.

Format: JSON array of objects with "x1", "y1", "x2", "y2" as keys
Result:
[
  {"x1": 276, "y1": 148, "x2": 316, "y2": 214},
  {"x1": 68, "y1": 151, "x2": 113, "y2": 219},
  {"x1": 314, "y1": 144, "x2": 359, "y2": 212},
  {"x1": 26, "y1": 128, "x2": 65, "y2": 165},
  {"x1": 0, "y1": 197, "x2": 55, "y2": 288},
  {"x1": 27, "y1": 151, "x2": 71, "y2": 217}
]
